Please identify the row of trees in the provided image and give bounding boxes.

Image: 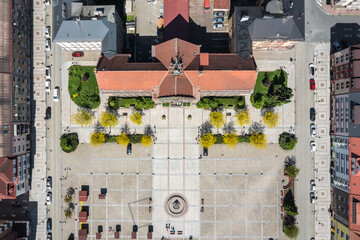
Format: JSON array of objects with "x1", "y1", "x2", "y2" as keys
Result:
[{"x1": 71, "y1": 110, "x2": 144, "y2": 127}]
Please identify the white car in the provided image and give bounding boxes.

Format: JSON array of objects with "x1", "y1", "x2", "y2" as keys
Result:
[
  {"x1": 45, "y1": 0, "x2": 50, "y2": 5},
  {"x1": 310, "y1": 192, "x2": 315, "y2": 204},
  {"x1": 45, "y1": 39, "x2": 51, "y2": 51},
  {"x1": 62, "y1": 2, "x2": 66, "y2": 10},
  {"x1": 45, "y1": 80, "x2": 51, "y2": 92},
  {"x1": 309, "y1": 63, "x2": 315, "y2": 76},
  {"x1": 310, "y1": 123, "x2": 316, "y2": 137},
  {"x1": 310, "y1": 141, "x2": 316, "y2": 152},
  {"x1": 53, "y1": 87, "x2": 59, "y2": 102},
  {"x1": 45, "y1": 26, "x2": 50, "y2": 38},
  {"x1": 310, "y1": 180, "x2": 316, "y2": 191},
  {"x1": 46, "y1": 192, "x2": 52, "y2": 204},
  {"x1": 46, "y1": 176, "x2": 52, "y2": 190},
  {"x1": 45, "y1": 66, "x2": 51, "y2": 79}
]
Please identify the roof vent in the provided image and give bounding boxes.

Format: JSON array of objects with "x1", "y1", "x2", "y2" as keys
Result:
[{"x1": 200, "y1": 53, "x2": 209, "y2": 66}]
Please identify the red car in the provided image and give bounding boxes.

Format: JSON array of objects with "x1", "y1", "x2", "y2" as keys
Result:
[
  {"x1": 72, "y1": 51, "x2": 84, "y2": 57},
  {"x1": 310, "y1": 79, "x2": 315, "y2": 90}
]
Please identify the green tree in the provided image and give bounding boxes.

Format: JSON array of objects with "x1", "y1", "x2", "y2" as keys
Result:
[
  {"x1": 90, "y1": 132, "x2": 106, "y2": 146},
  {"x1": 235, "y1": 109, "x2": 251, "y2": 126},
  {"x1": 71, "y1": 110, "x2": 94, "y2": 126},
  {"x1": 100, "y1": 111, "x2": 118, "y2": 127},
  {"x1": 279, "y1": 133, "x2": 297, "y2": 150},
  {"x1": 285, "y1": 165, "x2": 300, "y2": 179},
  {"x1": 262, "y1": 111, "x2": 279, "y2": 128},
  {"x1": 223, "y1": 132, "x2": 238, "y2": 148},
  {"x1": 250, "y1": 131, "x2": 267, "y2": 149},
  {"x1": 64, "y1": 194, "x2": 72, "y2": 203},
  {"x1": 251, "y1": 93, "x2": 265, "y2": 109},
  {"x1": 283, "y1": 190, "x2": 298, "y2": 216},
  {"x1": 130, "y1": 111, "x2": 143, "y2": 125},
  {"x1": 141, "y1": 135, "x2": 153, "y2": 147},
  {"x1": 60, "y1": 134, "x2": 79, "y2": 153},
  {"x1": 116, "y1": 133, "x2": 130, "y2": 146},
  {"x1": 64, "y1": 208, "x2": 73, "y2": 219},
  {"x1": 282, "y1": 223, "x2": 299, "y2": 239},
  {"x1": 200, "y1": 133, "x2": 217, "y2": 148},
  {"x1": 209, "y1": 111, "x2": 225, "y2": 129}
]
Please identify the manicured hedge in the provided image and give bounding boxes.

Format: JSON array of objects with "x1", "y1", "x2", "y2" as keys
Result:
[
  {"x1": 196, "y1": 97, "x2": 245, "y2": 109},
  {"x1": 60, "y1": 133, "x2": 79, "y2": 153}
]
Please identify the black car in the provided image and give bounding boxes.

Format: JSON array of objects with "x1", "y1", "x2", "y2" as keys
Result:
[
  {"x1": 47, "y1": 218, "x2": 52, "y2": 232},
  {"x1": 203, "y1": 147, "x2": 208, "y2": 156},
  {"x1": 127, "y1": 143, "x2": 132, "y2": 155},
  {"x1": 45, "y1": 107, "x2": 51, "y2": 120},
  {"x1": 47, "y1": 232, "x2": 52, "y2": 240},
  {"x1": 310, "y1": 108, "x2": 315, "y2": 121}
]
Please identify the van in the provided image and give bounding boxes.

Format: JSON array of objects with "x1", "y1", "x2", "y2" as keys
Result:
[{"x1": 204, "y1": 0, "x2": 210, "y2": 12}]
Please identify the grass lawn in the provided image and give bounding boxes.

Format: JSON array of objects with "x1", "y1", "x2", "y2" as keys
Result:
[
  {"x1": 68, "y1": 65, "x2": 100, "y2": 109},
  {"x1": 251, "y1": 69, "x2": 291, "y2": 108}
]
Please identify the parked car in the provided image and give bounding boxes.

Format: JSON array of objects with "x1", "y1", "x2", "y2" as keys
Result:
[
  {"x1": 45, "y1": 80, "x2": 51, "y2": 92},
  {"x1": 310, "y1": 78, "x2": 315, "y2": 90},
  {"x1": 310, "y1": 141, "x2": 316, "y2": 152},
  {"x1": 310, "y1": 180, "x2": 316, "y2": 191},
  {"x1": 213, "y1": 23, "x2": 224, "y2": 29},
  {"x1": 310, "y1": 123, "x2": 316, "y2": 137},
  {"x1": 45, "y1": 26, "x2": 51, "y2": 38},
  {"x1": 45, "y1": 107, "x2": 51, "y2": 120},
  {"x1": 309, "y1": 63, "x2": 315, "y2": 76},
  {"x1": 62, "y1": 10, "x2": 66, "y2": 18},
  {"x1": 45, "y1": 0, "x2": 50, "y2": 5},
  {"x1": 204, "y1": 0, "x2": 210, "y2": 12},
  {"x1": 310, "y1": 108, "x2": 315, "y2": 121},
  {"x1": 45, "y1": 39, "x2": 51, "y2": 51},
  {"x1": 213, "y1": 11, "x2": 225, "y2": 17},
  {"x1": 47, "y1": 233, "x2": 52, "y2": 240},
  {"x1": 213, "y1": 17, "x2": 224, "y2": 23},
  {"x1": 127, "y1": 143, "x2": 132, "y2": 155},
  {"x1": 46, "y1": 176, "x2": 52, "y2": 189},
  {"x1": 47, "y1": 218, "x2": 52, "y2": 232},
  {"x1": 46, "y1": 192, "x2": 52, "y2": 204},
  {"x1": 45, "y1": 66, "x2": 51, "y2": 79},
  {"x1": 72, "y1": 51, "x2": 84, "y2": 57},
  {"x1": 310, "y1": 192, "x2": 315, "y2": 204},
  {"x1": 53, "y1": 87, "x2": 59, "y2": 102},
  {"x1": 62, "y1": 2, "x2": 66, "y2": 10},
  {"x1": 203, "y1": 147, "x2": 208, "y2": 156}
]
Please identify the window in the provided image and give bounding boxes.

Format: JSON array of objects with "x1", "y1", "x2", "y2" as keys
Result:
[
  {"x1": 341, "y1": 231, "x2": 344, "y2": 238},
  {"x1": 13, "y1": 147, "x2": 16, "y2": 153},
  {"x1": 337, "y1": 229, "x2": 340, "y2": 234}
]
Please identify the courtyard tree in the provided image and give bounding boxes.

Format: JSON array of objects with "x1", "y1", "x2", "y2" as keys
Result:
[
  {"x1": 100, "y1": 111, "x2": 118, "y2": 127},
  {"x1": 209, "y1": 111, "x2": 225, "y2": 129},
  {"x1": 279, "y1": 132, "x2": 297, "y2": 150},
  {"x1": 285, "y1": 165, "x2": 300, "y2": 179},
  {"x1": 200, "y1": 133, "x2": 217, "y2": 148},
  {"x1": 249, "y1": 131, "x2": 267, "y2": 149},
  {"x1": 90, "y1": 132, "x2": 106, "y2": 147},
  {"x1": 64, "y1": 208, "x2": 73, "y2": 219},
  {"x1": 223, "y1": 132, "x2": 238, "y2": 148},
  {"x1": 262, "y1": 111, "x2": 279, "y2": 128},
  {"x1": 282, "y1": 222, "x2": 299, "y2": 239},
  {"x1": 130, "y1": 111, "x2": 143, "y2": 126},
  {"x1": 71, "y1": 110, "x2": 94, "y2": 126},
  {"x1": 235, "y1": 109, "x2": 251, "y2": 126},
  {"x1": 141, "y1": 135, "x2": 153, "y2": 147},
  {"x1": 116, "y1": 133, "x2": 130, "y2": 146},
  {"x1": 60, "y1": 133, "x2": 79, "y2": 153},
  {"x1": 283, "y1": 190, "x2": 298, "y2": 216},
  {"x1": 64, "y1": 194, "x2": 72, "y2": 203}
]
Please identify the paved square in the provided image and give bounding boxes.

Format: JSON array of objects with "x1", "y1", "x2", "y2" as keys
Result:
[{"x1": 61, "y1": 107, "x2": 286, "y2": 240}]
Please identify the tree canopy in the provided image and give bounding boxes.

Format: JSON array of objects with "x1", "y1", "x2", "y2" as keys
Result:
[
  {"x1": 200, "y1": 133, "x2": 217, "y2": 148},
  {"x1": 60, "y1": 134, "x2": 79, "y2": 153},
  {"x1": 235, "y1": 109, "x2": 251, "y2": 126},
  {"x1": 71, "y1": 110, "x2": 94, "y2": 126},
  {"x1": 223, "y1": 132, "x2": 238, "y2": 148},
  {"x1": 100, "y1": 111, "x2": 118, "y2": 127},
  {"x1": 141, "y1": 135, "x2": 153, "y2": 146},
  {"x1": 116, "y1": 133, "x2": 130, "y2": 146},
  {"x1": 90, "y1": 132, "x2": 106, "y2": 146},
  {"x1": 249, "y1": 131, "x2": 267, "y2": 149},
  {"x1": 209, "y1": 111, "x2": 225, "y2": 129},
  {"x1": 262, "y1": 111, "x2": 279, "y2": 128},
  {"x1": 279, "y1": 133, "x2": 297, "y2": 150},
  {"x1": 130, "y1": 111, "x2": 143, "y2": 126}
]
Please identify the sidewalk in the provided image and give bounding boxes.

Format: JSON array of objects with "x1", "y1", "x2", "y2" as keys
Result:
[
  {"x1": 31, "y1": 0, "x2": 49, "y2": 239},
  {"x1": 313, "y1": 43, "x2": 331, "y2": 240}
]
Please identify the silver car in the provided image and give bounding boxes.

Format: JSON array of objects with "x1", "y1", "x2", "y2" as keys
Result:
[
  {"x1": 45, "y1": 39, "x2": 51, "y2": 51},
  {"x1": 310, "y1": 180, "x2": 316, "y2": 191},
  {"x1": 310, "y1": 123, "x2": 316, "y2": 137},
  {"x1": 213, "y1": 17, "x2": 224, "y2": 23},
  {"x1": 213, "y1": 11, "x2": 225, "y2": 17},
  {"x1": 213, "y1": 23, "x2": 224, "y2": 29},
  {"x1": 46, "y1": 192, "x2": 52, "y2": 204},
  {"x1": 45, "y1": 26, "x2": 50, "y2": 38}
]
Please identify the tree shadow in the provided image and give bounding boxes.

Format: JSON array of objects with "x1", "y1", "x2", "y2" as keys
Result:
[
  {"x1": 284, "y1": 155, "x2": 296, "y2": 167},
  {"x1": 93, "y1": 121, "x2": 105, "y2": 133},
  {"x1": 248, "y1": 122, "x2": 265, "y2": 135}
]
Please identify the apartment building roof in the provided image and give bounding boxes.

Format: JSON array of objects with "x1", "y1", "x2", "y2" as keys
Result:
[{"x1": 214, "y1": 0, "x2": 231, "y2": 10}]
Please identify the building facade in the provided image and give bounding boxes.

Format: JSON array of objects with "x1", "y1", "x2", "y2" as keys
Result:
[
  {"x1": 0, "y1": 0, "x2": 31, "y2": 201},
  {"x1": 333, "y1": 0, "x2": 360, "y2": 9},
  {"x1": 331, "y1": 217, "x2": 350, "y2": 240},
  {"x1": 0, "y1": 219, "x2": 30, "y2": 239}
]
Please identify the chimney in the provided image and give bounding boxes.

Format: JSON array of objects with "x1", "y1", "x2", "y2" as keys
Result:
[{"x1": 200, "y1": 53, "x2": 209, "y2": 66}]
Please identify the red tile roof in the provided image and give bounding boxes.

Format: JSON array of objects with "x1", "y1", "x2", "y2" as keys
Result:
[
  {"x1": 79, "y1": 211, "x2": 87, "y2": 223},
  {"x1": 79, "y1": 191, "x2": 88, "y2": 202},
  {"x1": 79, "y1": 229, "x2": 88, "y2": 240},
  {"x1": 96, "y1": 38, "x2": 257, "y2": 99},
  {"x1": 0, "y1": 157, "x2": 16, "y2": 200},
  {"x1": 164, "y1": 0, "x2": 189, "y2": 27},
  {"x1": 214, "y1": 0, "x2": 230, "y2": 10}
]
